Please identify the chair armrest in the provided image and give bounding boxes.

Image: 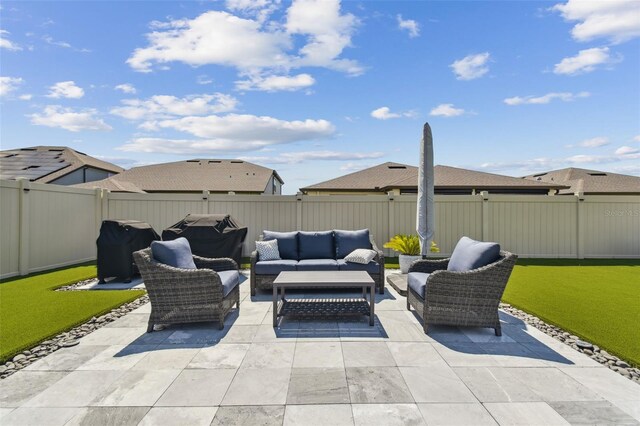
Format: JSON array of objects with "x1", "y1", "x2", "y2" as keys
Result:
[
  {"x1": 369, "y1": 235, "x2": 385, "y2": 263},
  {"x1": 193, "y1": 255, "x2": 237, "y2": 271},
  {"x1": 409, "y1": 258, "x2": 450, "y2": 273},
  {"x1": 250, "y1": 250, "x2": 258, "y2": 265}
]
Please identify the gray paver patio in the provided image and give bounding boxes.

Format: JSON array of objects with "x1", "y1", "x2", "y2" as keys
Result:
[{"x1": 2, "y1": 280, "x2": 639, "y2": 425}]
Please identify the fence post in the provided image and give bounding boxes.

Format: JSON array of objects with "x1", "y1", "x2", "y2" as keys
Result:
[
  {"x1": 296, "y1": 192, "x2": 303, "y2": 231},
  {"x1": 481, "y1": 191, "x2": 490, "y2": 241},
  {"x1": 576, "y1": 192, "x2": 585, "y2": 259},
  {"x1": 101, "y1": 189, "x2": 110, "y2": 222},
  {"x1": 202, "y1": 190, "x2": 210, "y2": 214},
  {"x1": 18, "y1": 179, "x2": 30, "y2": 276},
  {"x1": 94, "y1": 188, "x2": 103, "y2": 239},
  {"x1": 387, "y1": 192, "x2": 395, "y2": 247}
]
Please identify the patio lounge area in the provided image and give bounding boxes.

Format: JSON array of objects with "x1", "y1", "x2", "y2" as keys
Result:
[{"x1": 1, "y1": 278, "x2": 639, "y2": 426}]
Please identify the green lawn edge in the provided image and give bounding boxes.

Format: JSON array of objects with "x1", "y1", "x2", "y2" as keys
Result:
[{"x1": 0, "y1": 263, "x2": 145, "y2": 362}]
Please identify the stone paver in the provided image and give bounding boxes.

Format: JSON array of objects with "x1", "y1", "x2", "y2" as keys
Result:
[{"x1": 4, "y1": 283, "x2": 639, "y2": 426}]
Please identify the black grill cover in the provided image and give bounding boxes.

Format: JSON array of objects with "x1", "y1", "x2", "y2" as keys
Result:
[
  {"x1": 97, "y1": 220, "x2": 160, "y2": 282},
  {"x1": 161, "y1": 214, "x2": 247, "y2": 265}
]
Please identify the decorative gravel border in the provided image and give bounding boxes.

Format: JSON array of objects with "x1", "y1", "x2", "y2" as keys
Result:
[
  {"x1": 0, "y1": 295, "x2": 149, "y2": 379},
  {"x1": 500, "y1": 303, "x2": 639, "y2": 383}
]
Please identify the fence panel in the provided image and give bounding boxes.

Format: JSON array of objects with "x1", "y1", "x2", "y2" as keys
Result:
[
  {"x1": 0, "y1": 181, "x2": 20, "y2": 277},
  {"x1": 582, "y1": 197, "x2": 640, "y2": 258},
  {"x1": 488, "y1": 195, "x2": 578, "y2": 258}
]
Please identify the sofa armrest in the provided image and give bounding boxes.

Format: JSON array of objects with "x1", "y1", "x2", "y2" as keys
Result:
[
  {"x1": 193, "y1": 255, "x2": 237, "y2": 272},
  {"x1": 409, "y1": 258, "x2": 450, "y2": 274}
]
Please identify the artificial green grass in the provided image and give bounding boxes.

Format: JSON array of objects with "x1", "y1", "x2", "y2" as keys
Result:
[
  {"x1": 503, "y1": 259, "x2": 640, "y2": 366},
  {"x1": 0, "y1": 264, "x2": 144, "y2": 362}
]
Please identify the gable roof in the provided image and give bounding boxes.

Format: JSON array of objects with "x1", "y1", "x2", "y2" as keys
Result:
[
  {"x1": 301, "y1": 162, "x2": 567, "y2": 192},
  {"x1": 73, "y1": 159, "x2": 283, "y2": 193},
  {"x1": 0, "y1": 146, "x2": 124, "y2": 183},
  {"x1": 523, "y1": 167, "x2": 640, "y2": 195}
]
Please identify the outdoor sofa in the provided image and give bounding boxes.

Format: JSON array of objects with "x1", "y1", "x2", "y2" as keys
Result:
[
  {"x1": 407, "y1": 236, "x2": 517, "y2": 336},
  {"x1": 134, "y1": 238, "x2": 240, "y2": 331},
  {"x1": 250, "y1": 229, "x2": 385, "y2": 296}
]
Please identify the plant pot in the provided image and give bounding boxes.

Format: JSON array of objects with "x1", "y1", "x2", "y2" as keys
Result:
[{"x1": 399, "y1": 254, "x2": 421, "y2": 274}]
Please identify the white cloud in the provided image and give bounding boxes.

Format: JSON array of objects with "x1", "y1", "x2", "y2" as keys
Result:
[
  {"x1": 46, "y1": 81, "x2": 84, "y2": 99},
  {"x1": 429, "y1": 103, "x2": 465, "y2": 117},
  {"x1": 110, "y1": 93, "x2": 238, "y2": 120},
  {"x1": 225, "y1": 0, "x2": 280, "y2": 23},
  {"x1": 370, "y1": 106, "x2": 416, "y2": 120},
  {"x1": 450, "y1": 52, "x2": 490, "y2": 80},
  {"x1": 504, "y1": 91, "x2": 590, "y2": 105},
  {"x1": 566, "y1": 136, "x2": 610, "y2": 148},
  {"x1": 0, "y1": 30, "x2": 21, "y2": 51},
  {"x1": 236, "y1": 73, "x2": 315, "y2": 92},
  {"x1": 43, "y1": 35, "x2": 91, "y2": 52},
  {"x1": 115, "y1": 83, "x2": 136, "y2": 94},
  {"x1": 240, "y1": 150, "x2": 384, "y2": 164},
  {"x1": 0, "y1": 76, "x2": 24, "y2": 97},
  {"x1": 127, "y1": 1, "x2": 361, "y2": 77},
  {"x1": 30, "y1": 105, "x2": 112, "y2": 132},
  {"x1": 634, "y1": 135, "x2": 640, "y2": 142},
  {"x1": 397, "y1": 14, "x2": 420, "y2": 38},
  {"x1": 196, "y1": 75, "x2": 213, "y2": 85},
  {"x1": 614, "y1": 145, "x2": 640, "y2": 156},
  {"x1": 19, "y1": 94, "x2": 33, "y2": 101},
  {"x1": 551, "y1": 0, "x2": 640, "y2": 44},
  {"x1": 554, "y1": 47, "x2": 619, "y2": 75},
  {"x1": 140, "y1": 113, "x2": 334, "y2": 142},
  {"x1": 340, "y1": 162, "x2": 374, "y2": 172}
]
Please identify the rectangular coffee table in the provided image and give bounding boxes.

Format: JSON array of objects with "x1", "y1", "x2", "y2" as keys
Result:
[{"x1": 272, "y1": 271, "x2": 375, "y2": 327}]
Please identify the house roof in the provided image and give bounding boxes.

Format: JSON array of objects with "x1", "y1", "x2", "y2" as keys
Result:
[
  {"x1": 0, "y1": 146, "x2": 124, "y2": 183},
  {"x1": 73, "y1": 159, "x2": 284, "y2": 193},
  {"x1": 301, "y1": 162, "x2": 567, "y2": 192},
  {"x1": 522, "y1": 167, "x2": 640, "y2": 195}
]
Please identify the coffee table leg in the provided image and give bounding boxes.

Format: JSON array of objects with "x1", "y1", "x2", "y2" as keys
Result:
[
  {"x1": 273, "y1": 285, "x2": 278, "y2": 327},
  {"x1": 369, "y1": 284, "x2": 375, "y2": 326}
]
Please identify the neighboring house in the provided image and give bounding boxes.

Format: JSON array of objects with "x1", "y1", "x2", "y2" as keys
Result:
[
  {"x1": 301, "y1": 162, "x2": 567, "y2": 195},
  {"x1": 0, "y1": 146, "x2": 123, "y2": 185},
  {"x1": 74, "y1": 159, "x2": 284, "y2": 194},
  {"x1": 523, "y1": 167, "x2": 640, "y2": 195}
]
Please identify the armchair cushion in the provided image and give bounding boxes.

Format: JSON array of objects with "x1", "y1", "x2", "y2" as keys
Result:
[
  {"x1": 296, "y1": 259, "x2": 339, "y2": 271},
  {"x1": 298, "y1": 231, "x2": 334, "y2": 259},
  {"x1": 263, "y1": 230, "x2": 298, "y2": 260},
  {"x1": 254, "y1": 259, "x2": 298, "y2": 275},
  {"x1": 218, "y1": 270, "x2": 240, "y2": 297},
  {"x1": 150, "y1": 238, "x2": 196, "y2": 269},
  {"x1": 408, "y1": 272, "x2": 430, "y2": 298},
  {"x1": 335, "y1": 229, "x2": 371, "y2": 259},
  {"x1": 447, "y1": 236, "x2": 500, "y2": 272}
]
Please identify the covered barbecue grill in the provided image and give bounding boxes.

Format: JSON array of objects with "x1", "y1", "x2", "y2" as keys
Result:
[
  {"x1": 97, "y1": 219, "x2": 160, "y2": 283},
  {"x1": 162, "y1": 214, "x2": 247, "y2": 265}
]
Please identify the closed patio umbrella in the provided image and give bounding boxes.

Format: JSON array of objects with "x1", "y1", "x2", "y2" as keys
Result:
[{"x1": 417, "y1": 122, "x2": 435, "y2": 257}]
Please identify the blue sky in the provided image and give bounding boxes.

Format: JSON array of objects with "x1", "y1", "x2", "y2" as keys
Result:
[{"x1": 1, "y1": 0, "x2": 639, "y2": 194}]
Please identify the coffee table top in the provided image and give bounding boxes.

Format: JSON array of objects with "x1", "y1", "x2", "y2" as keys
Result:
[{"x1": 273, "y1": 271, "x2": 374, "y2": 287}]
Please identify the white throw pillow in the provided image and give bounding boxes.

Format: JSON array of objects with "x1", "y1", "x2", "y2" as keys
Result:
[
  {"x1": 344, "y1": 248, "x2": 377, "y2": 264},
  {"x1": 256, "y1": 239, "x2": 281, "y2": 261}
]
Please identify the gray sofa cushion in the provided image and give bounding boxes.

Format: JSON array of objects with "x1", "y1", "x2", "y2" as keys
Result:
[
  {"x1": 408, "y1": 272, "x2": 430, "y2": 298},
  {"x1": 337, "y1": 259, "x2": 380, "y2": 274},
  {"x1": 335, "y1": 229, "x2": 371, "y2": 259},
  {"x1": 151, "y1": 238, "x2": 196, "y2": 269},
  {"x1": 298, "y1": 231, "x2": 334, "y2": 259},
  {"x1": 254, "y1": 259, "x2": 298, "y2": 275},
  {"x1": 263, "y1": 230, "x2": 298, "y2": 260},
  {"x1": 447, "y1": 236, "x2": 500, "y2": 272},
  {"x1": 218, "y1": 270, "x2": 240, "y2": 297},
  {"x1": 296, "y1": 259, "x2": 339, "y2": 271}
]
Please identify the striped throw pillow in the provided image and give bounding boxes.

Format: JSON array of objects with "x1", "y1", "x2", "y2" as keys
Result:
[{"x1": 344, "y1": 248, "x2": 377, "y2": 264}]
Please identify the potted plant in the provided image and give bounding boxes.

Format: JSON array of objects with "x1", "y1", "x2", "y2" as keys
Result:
[{"x1": 384, "y1": 234, "x2": 440, "y2": 274}]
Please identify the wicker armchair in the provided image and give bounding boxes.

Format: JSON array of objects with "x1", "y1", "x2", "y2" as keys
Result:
[
  {"x1": 133, "y1": 248, "x2": 240, "y2": 332},
  {"x1": 407, "y1": 251, "x2": 517, "y2": 336}
]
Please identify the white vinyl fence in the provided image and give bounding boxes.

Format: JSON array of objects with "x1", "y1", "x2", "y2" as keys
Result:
[{"x1": 1, "y1": 179, "x2": 639, "y2": 278}]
